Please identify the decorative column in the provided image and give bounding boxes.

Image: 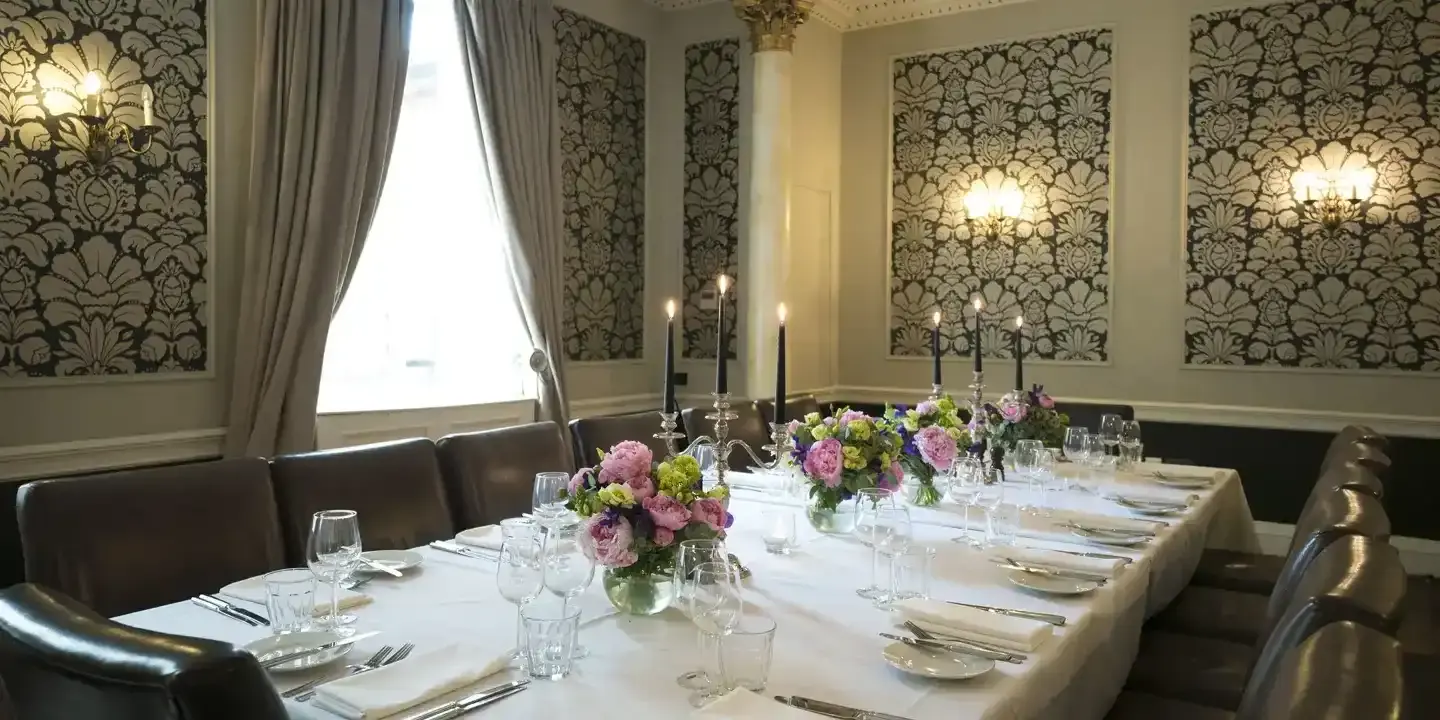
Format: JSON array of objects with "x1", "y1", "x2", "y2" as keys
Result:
[{"x1": 733, "y1": 0, "x2": 810, "y2": 403}]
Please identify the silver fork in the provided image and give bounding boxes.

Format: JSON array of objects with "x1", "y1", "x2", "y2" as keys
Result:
[
  {"x1": 282, "y1": 645, "x2": 393, "y2": 699},
  {"x1": 344, "y1": 575, "x2": 375, "y2": 591},
  {"x1": 296, "y1": 642, "x2": 415, "y2": 702}
]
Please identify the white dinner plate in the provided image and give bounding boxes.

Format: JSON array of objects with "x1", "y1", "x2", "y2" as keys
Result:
[
  {"x1": 243, "y1": 631, "x2": 352, "y2": 674},
  {"x1": 1070, "y1": 527, "x2": 1151, "y2": 546},
  {"x1": 1111, "y1": 497, "x2": 1189, "y2": 516},
  {"x1": 1007, "y1": 570, "x2": 1100, "y2": 595},
  {"x1": 1149, "y1": 473, "x2": 1212, "y2": 489},
  {"x1": 882, "y1": 641, "x2": 996, "y2": 680},
  {"x1": 357, "y1": 549, "x2": 424, "y2": 573}
]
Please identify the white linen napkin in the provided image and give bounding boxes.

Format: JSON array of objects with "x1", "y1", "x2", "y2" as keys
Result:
[
  {"x1": 693, "y1": 689, "x2": 815, "y2": 719},
  {"x1": 311, "y1": 643, "x2": 508, "y2": 720},
  {"x1": 989, "y1": 547, "x2": 1123, "y2": 575},
  {"x1": 726, "y1": 471, "x2": 787, "y2": 492},
  {"x1": 454, "y1": 525, "x2": 504, "y2": 550},
  {"x1": 219, "y1": 575, "x2": 371, "y2": 616},
  {"x1": 893, "y1": 598, "x2": 1051, "y2": 652}
]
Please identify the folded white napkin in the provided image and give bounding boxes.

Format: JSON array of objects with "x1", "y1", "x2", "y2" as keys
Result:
[
  {"x1": 893, "y1": 598, "x2": 1051, "y2": 652},
  {"x1": 726, "y1": 471, "x2": 786, "y2": 492},
  {"x1": 219, "y1": 575, "x2": 370, "y2": 616},
  {"x1": 990, "y1": 547, "x2": 1123, "y2": 576},
  {"x1": 455, "y1": 525, "x2": 503, "y2": 550},
  {"x1": 694, "y1": 689, "x2": 815, "y2": 719},
  {"x1": 311, "y1": 643, "x2": 509, "y2": 720}
]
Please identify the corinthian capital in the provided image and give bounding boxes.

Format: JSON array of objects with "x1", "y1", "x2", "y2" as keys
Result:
[{"x1": 732, "y1": 0, "x2": 812, "y2": 52}]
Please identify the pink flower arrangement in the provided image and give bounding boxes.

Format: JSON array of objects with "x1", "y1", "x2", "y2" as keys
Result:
[
  {"x1": 803, "y1": 437, "x2": 844, "y2": 487},
  {"x1": 582, "y1": 515, "x2": 639, "y2": 568},
  {"x1": 689, "y1": 498, "x2": 727, "y2": 532},
  {"x1": 1037, "y1": 392, "x2": 1055, "y2": 409},
  {"x1": 1000, "y1": 401, "x2": 1029, "y2": 423},
  {"x1": 653, "y1": 527, "x2": 675, "y2": 547},
  {"x1": 643, "y1": 495, "x2": 691, "y2": 531},
  {"x1": 598, "y1": 440, "x2": 652, "y2": 486},
  {"x1": 914, "y1": 425, "x2": 958, "y2": 471}
]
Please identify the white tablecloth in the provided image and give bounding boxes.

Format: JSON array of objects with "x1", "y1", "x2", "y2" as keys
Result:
[{"x1": 117, "y1": 463, "x2": 1257, "y2": 720}]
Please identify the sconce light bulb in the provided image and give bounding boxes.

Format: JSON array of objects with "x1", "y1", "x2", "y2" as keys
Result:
[{"x1": 82, "y1": 71, "x2": 102, "y2": 95}]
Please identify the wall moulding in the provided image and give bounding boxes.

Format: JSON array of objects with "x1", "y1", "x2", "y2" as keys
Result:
[{"x1": 643, "y1": 0, "x2": 1036, "y2": 31}]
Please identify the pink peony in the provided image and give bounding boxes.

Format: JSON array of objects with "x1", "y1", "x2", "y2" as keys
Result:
[
  {"x1": 598, "y1": 441, "x2": 653, "y2": 486},
  {"x1": 915, "y1": 401, "x2": 938, "y2": 416},
  {"x1": 653, "y1": 527, "x2": 675, "y2": 547},
  {"x1": 690, "y1": 498, "x2": 726, "y2": 532},
  {"x1": 787, "y1": 419, "x2": 801, "y2": 435},
  {"x1": 1000, "y1": 401, "x2": 1028, "y2": 423},
  {"x1": 803, "y1": 437, "x2": 844, "y2": 487},
  {"x1": 877, "y1": 461, "x2": 904, "y2": 490},
  {"x1": 840, "y1": 410, "x2": 869, "y2": 424},
  {"x1": 915, "y1": 425, "x2": 958, "y2": 471},
  {"x1": 569, "y1": 468, "x2": 590, "y2": 494},
  {"x1": 1037, "y1": 393, "x2": 1055, "y2": 409},
  {"x1": 643, "y1": 495, "x2": 691, "y2": 531},
  {"x1": 626, "y1": 476, "x2": 656, "y2": 502},
  {"x1": 581, "y1": 515, "x2": 638, "y2": 568}
]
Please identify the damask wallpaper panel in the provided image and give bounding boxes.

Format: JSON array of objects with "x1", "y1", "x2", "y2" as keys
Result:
[
  {"x1": 682, "y1": 38, "x2": 739, "y2": 360},
  {"x1": 889, "y1": 29, "x2": 1114, "y2": 363},
  {"x1": 1185, "y1": 0, "x2": 1440, "y2": 371},
  {"x1": 0, "y1": 0, "x2": 208, "y2": 378},
  {"x1": 556, "y1": 8, "x2": 645, "y2": 361}
]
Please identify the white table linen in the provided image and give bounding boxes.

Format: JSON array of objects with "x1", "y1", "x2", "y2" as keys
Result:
[
  {"x1": 310, "y1": 643, "x2": 508, "y2": 719},
  {"x1": 117, "y1": 462, "x2": 1256, "y2": 720}
]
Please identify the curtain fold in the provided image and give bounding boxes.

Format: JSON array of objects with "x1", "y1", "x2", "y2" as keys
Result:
[
  {"x1": 225, "y1": 0, "x2": 413, "y2": 457},
  {"x1": 452, "y1": 0, "x2": 571, "y2": 427}
]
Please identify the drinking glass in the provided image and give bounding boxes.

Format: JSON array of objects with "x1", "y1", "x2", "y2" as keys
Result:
[
  {"x1": 987, "y1": 501, "x2": 1021, "y2": 546},
  {"x1": 531, "y1": 472, "x2": 570, "y2": 526},
  {"x1": 1012, "y1": 439, "x2": 1043, "y2": 513},
  {"x1": 761, "y1": 509, "x2": 796, "y2": 555},
  {"x1": 522, "y1": 601, "x2": 581, "y2": 681},
  {"x1": 1098, "y1": 414, "x2": 1123, "y2": 469},
  {"x1": 871, "y1": 506, "x2": 914, "y2": 610},
  {"x1": 975, "y1": 482, "x2": 1005, "y2": 547},
  {"x1": 946, "y1": 458, "x2": 983, "y2": 546},
  {"x1": 1085, "y1": 433, "x2": 1109, "y2": 480},
  {"x1": 263, "y1": 568, "x2": 314, "y2": 634},
  {"x1": 690, "y1": 444, "x2": 716, "y2": 484},
  {"x1": 892, "y1": 545, "x2": 937, "y2": 600},
  {"x1": 542, "y1": 523, "x2": 594, "y2": 658},
  {"x1": 1062, "y1": 427, "x2": 1090, "y2": 491},
  {"x1": 687, "y1": 561, "x2": 744, "y2": 707},
  {"x1": 1119, "y1": 421, "x2": 1143, "y2": 471},
  {"x1": 306, "y1": 510, "x2": 361, "y2": 633},
  {"x1": 719, "y1": 614, "x2": 777, "y2": 693},
  {"x1": 673, "y1": 539, "x2": 729, "y2": 689},
  {"x1": 853, "y1": 487, "x2": 897, "y2": 599},
  {"x1": 496, "y1": 518, "x2": 544, "y2": 668}
]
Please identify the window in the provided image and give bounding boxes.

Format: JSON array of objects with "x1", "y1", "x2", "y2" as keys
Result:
[{"x1": 318, "y1": 0, "x2": 530, "y2": 413}]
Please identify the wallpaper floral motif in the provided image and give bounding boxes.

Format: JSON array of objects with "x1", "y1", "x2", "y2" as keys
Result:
[
  {"x1": 682, "y1": 38, "x2": 739, "y2": 360},
  {"x1": 1186, "y1": 0, "x2": 1440, "y2": 371},
  {"x1": 556, "y1": 8, "x2": 645, "y2": 361},
  {"x1": 0, "y1": 0, "x2": 207, "y2": 378},
  {"x1": 890, "y1": 29, "x2": 1113, "y2": 362}
]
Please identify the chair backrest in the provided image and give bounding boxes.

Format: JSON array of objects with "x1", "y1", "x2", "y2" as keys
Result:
[
  {"x1": 1319, "y1": 441, "x2": 1391, "y2": 478},
  {"x1": 1269, "y1": 488, "x2": 1390, "y2": 623},
  {"x1": 681, "y1": 403, "x2": 772, "y2": 471},
  {"x1": 1291, "y1": 461, "x2": 1384, "y2": 536},
  {"x1": 569, "y1": 412, "x2": 673, "y2": 469},
  {"x1": 1243, "y1": 621, "x2": 1402, "y2": 720},
  {"x1": 1240, "y1": 538, "x2": 1407, "y2": 719},
  {"x1": 0, "y1": 584, "x2": 288, "y2": 720},
  {"x1": 269, "y1": 438, "x2": 453, "y2": 565},
  {"x1": 1324, "y1": 424, "x2": 1390, "y2": 460},
  {"x1": 1051, "y1": 401, "x2": 1134, "y2": 433},
  {"x1": 17, "y1": 459, "x2": 284, "y2": 617},
  {"x1": 756, "y1": 395, "x2": 823, "y2": 425},
  {"x1": 436, "y1": 422, "x2": 573, "y2": 528}
]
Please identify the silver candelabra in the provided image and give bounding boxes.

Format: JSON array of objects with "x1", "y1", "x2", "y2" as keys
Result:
[
  {"x1": 968, "y1": 369, "x2": 1001, "y2": 484},
  {"x1": 929, "y1": 383, "x2": 944, "y2": 401},
  {"x1": 666, "y1": 393, "x2": 795, "y2": 490}
]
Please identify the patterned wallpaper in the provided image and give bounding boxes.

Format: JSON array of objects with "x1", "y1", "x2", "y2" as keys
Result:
[
  {"x1": 890, "y1": 29, "x2": 1113, "y2": 362},
  {"x1": 1186, "y1": 0, "x2": 1440, "y2": 371},
  {"x1": 556, "y1": 8, "x2": 645, "y2": 361},
  {"x1": 682, "y1": 38, "x2": 739, "y2": 360},
  {"x1": 0, "y1": 0, "x2": 208, "y2": 378}
]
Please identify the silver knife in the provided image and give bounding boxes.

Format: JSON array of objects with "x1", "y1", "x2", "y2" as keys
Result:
[
  {"x1": 777, "y1": 696, "x2": 848, "y2": 719},
  {"x1": 401, "y1": 680, "x2": 529, "y2": 720},
  {"x1": 258, "y1": 630, "x2": 382, "y2": 669},
  {"x1": 996, "y1": 558, "x2": 1111, "y2": 584},
  {"x1": 358, "y1": 556, "x2": 404, "y2": 577},
  {"x1": 428, "y1": 541, "x2": 498, "y2": 560},
  {"x1": 1064, "y1": 521, "x2": 1159, "y2": 536},
  {"x1": 789, "y1": 695, "x2": 914, "y2": 720},
  {"x1": 1037, "y1": 547, "x2": 1134, "y2": 564},
  {"x1": 191, "y1": 597, "x2": 260, "y2": 626},
  {"x1": 199, "y1": 594, "x2": 269, "y2": 626},
  {"x1": 880, "y1": 633, "x2": 1015, "y2": 663},
  {"x1": 945, "y1": 601, "x2": 1067, "y2": 626},
  {"x1": 903, "y1": 621, "x2": 1025, "y2": 661}
]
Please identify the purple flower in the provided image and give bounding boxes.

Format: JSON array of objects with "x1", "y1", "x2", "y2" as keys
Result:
[
  {"x1": 877, "y1": 462, "x2": 904, "y2": 490},
  {"x1": 915, "y1": 401, "x2": 938, "y2": 416},
  {"x1": 580, "y1": 514, "x2": 638, "y2": 568},
  {"x1": 569, "y1": 468, "x2": 591, "y2": 494},
  {"x1": 803, "y1": 437, "x2": 844, "y2": 487},
  {"x1": 643, "y1": 495, "x2": 691, "y2": 531},
  {"x1": 839, "y1": 410, "x2": 869, "y2": 424},
  {"x1": 690, "y1": 498, "x2": 726, "y2": 532},
  {"x1": 915, "y1": 425, "x2": 958, "y2": 471}
]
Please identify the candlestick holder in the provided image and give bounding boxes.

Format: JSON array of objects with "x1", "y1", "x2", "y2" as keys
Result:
[
  {"x1": 967, "y1": 370, "x2": 1000, "y2": 485},
  {"x1": 654, "y1": 411, "x2": 685, "y2": 460},
  {"x1": 681, "y1": 393, "x2": 795, "y2": 490},
  {"x1": 929, "y1": 383, "x2": 945, "y2": 401}
]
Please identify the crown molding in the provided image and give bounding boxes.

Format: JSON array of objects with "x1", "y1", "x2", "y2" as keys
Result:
[{"x1": 645, "y1": 0, "x2": 1034, "y2": 31}]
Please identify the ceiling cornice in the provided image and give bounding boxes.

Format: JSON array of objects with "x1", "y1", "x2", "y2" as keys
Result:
[{"x1": 644, "y1": 0, "x2": 1035, "y2": 31}]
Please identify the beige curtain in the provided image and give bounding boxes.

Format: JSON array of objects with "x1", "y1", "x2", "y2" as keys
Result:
[
  {"x1": 225, "y1": 0, "x2": 413, "y2": 457},
  {"x1": 452, "y1": 0, "x2": 571, "y2": 427}
]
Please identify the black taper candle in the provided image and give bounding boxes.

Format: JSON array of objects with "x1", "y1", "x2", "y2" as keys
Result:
[
  {"x1": 1014, "y1": 316, "x2": 1024, "y2": 391},
  {"x1": 776, "y1": 304, "x2": 787, "y2": 424},
  {"x1": 715, "y1": 277, "x2": 728, "y2": 394},
  {"x1": 931, "y1": 311, "x2": 942, "y2": 386},
  {"x1": 972, "y1": 297, "x2": 984, "y2": 372},
  {"x1": 663, "y1": 300, "x2": 677, "y2": 413}
]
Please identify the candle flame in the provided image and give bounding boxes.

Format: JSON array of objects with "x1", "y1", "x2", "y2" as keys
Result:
[
  {"x1": 665, "y1": 299, "x2": 676, "y2": 319},
  {"x1": 717, "y1": 275, "x2": 729, "y2": 295},
  {"x1": 972, "y1": 296, "x2": 984, "y2": 311},
  {"x1": 1015, "y1": 315, "x2": 1024, "y2": 328},
  {"x1": 777, "y1": 303, "x2": 787, "y2": 324},
  {"x1": 932, "y1": 310, "x2": 941, "y2": 327},
  {"x1": 82, "y1": 71, "x2": 102, "y2": 95}
]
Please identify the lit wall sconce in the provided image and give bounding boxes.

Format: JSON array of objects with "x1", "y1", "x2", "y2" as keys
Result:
[
  {"x1": 69, "y1": 70, "x2": 160, "y2": 170},
  {"x1": 1292, "y1": 164, "x2": 1373, "y2": 230},
  {"x1": 963, "y1": 176, "x2": 1024, "y2": 241}
]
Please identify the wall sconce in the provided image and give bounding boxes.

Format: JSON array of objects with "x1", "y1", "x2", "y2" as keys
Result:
[
  {"x1": 71, "y1": 71, "x2": 160, "y2": 170},
  {"x1": 1292, "y1": 165, "x2": 1373, "y2": 230},
  {"x1": 963, "y1": 180, "x2": 1023, "y2": 240}
]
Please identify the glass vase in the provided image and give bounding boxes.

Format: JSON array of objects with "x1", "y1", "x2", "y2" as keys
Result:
[
  {"x1": 602, "y1": 568, "x2": 676, "y2": 615},
  {"x1": 805, "y1": 494, "x2": 857, "y2": 534}
]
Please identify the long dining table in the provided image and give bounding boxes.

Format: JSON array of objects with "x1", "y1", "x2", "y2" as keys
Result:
[{"x1": 118, "y1": 462, "x2": 1258, "y2": 720}]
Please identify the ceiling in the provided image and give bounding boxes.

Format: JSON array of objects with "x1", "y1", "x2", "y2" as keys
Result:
[{"x1": 645, "y1": 0, "x2": 1036, "y2": 31}]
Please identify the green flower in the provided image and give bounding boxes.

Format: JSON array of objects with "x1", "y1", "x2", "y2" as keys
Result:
[{"x1": 597, "y1": 484, "x2": 637, "y2": 508}]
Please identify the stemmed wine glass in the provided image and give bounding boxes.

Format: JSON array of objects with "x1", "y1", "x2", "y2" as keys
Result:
[
  {"x1": 306, "y1": 510, "x2": 362, "y2": 636},
  {"x1": 1098, "y1": 414, "x2": 1123, "y2": 476},
  {"x1": 975, "y1": 479, "x2": 1005, "y2": 547},
  {"x1": 871, "y1": 506, "x2": 913, "y2": 609},
  {"x1": 1012, "y1": 439, "x2": 1043, "y2": 514},
  {"x1": 1119, "y1": 420, "x2": 1143, "y2": 469},
  {"x1": 1085, "y1": 433, "x2": 1108, "y2": 483},
  {"x1": 496, "y1": 518, "x2": 543, "y2": 669},
  {"x1": 686, "y1": 561, "x2": 744, "y2": 707},
  {"x1": 947, "y1": 457, "x2": 983, "y2": 547},
  {"x1": 673, "y1": 539, "x2": 729, "y2": 689},
  {"x1": 542, "y1": 522, "x2": 595, "y2": 659},
  {"x1": 1063, "y1": 427, "x2": 1090, "y2": 491},
  {"x1": 531, "y1": 472, "x2": 570, "y2": 527},
  {"x1": 853, "y1": 488, "x2": 897, "y2": 599}
]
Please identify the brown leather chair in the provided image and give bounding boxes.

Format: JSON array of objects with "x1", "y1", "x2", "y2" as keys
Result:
[
  {"x1": 269, "y1": 438, "x2": 454, "y2": 565},
  {"x1": 437, "y1": 422, "x2": 573, "y2": 528},
  {"x1": 756, "y1": 395, "x2": 823, "y2": 425},
  {"x1": 681, "y1": 403, "x2": 772, "y2": 471},
  {"x1": 0, "y1": 584, "x2": 287, "y2": 720},
  {"x1": 1320, "y1": 425, "x2": 1390, "y2": 469},
  {"x1": 569, "y1": 411, "x2": 674, "y2": 469},
  {"x1": 1189, "y1": 460, "x2": 1385, "y2": 596},
  {"x1": 17, "y1": 459, "x2": 284, "y2": 617},
  {"x1": 1124, "y1": 534, "x2": 1406, "y2": 711}
]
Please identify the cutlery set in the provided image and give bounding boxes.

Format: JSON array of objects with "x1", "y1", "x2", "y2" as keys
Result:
[
  {"x1": 883, "y1": 630, "x2": 1021, "y2": 664},
  {"x1": 400, "y1": 679, "x2": 529, "y2": 720},
  {"x1": 428, "y1": 540, "x2": 498, "y2": 561},
  {"x1": 993, "y1": 557, "x2": 1111, "y2": 585},
  {"x1": 944, "y1": 600, "x2": 1067, "y2": 626},
  {"x1": 282, "y1": 640, "x2": 407, "y2": 698},
  {"x1": 191, "y1": 594, "x2": 269, "y2": 627},
  {"x1": 776, "y1": 695, "x2": 914, "y2": 720}
]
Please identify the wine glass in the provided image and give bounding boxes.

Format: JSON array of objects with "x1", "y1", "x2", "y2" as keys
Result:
[
  {"x1": 1012, "y1": 439, "x2": 1043, "y2": 514},
  {"x1": 496, "y1": 518, "x2": 543, "y2": 668},
  {"x1": 673, "y1": 539, "x2": 729, "y2": 689},
  {"x1": 542, "y1": 523, "x2": 595, "y2": 659},
  {"x1": 1086, "y1": 432, "x2": 1109, "y2": 481},
  {"x1": 946, "y1": 457, "x2": 984, "y2": 547},
  {"x1": 1033, "y1": 448, "x2": 1055, "y2": 517},
  {"x1": 853, "y1": 488, "x2": 897, "y2": 599},
  {"x1": 686, "y1": 561, "x2": 744, "y2": 707},
  {"x1": 690, "y1": 444, "x2": 716, "y2": 485},
  {"x1": 1062, "y1": 427, "x2": 1090, "y2": 492},
  {"x1": 532, "y1": 472, "x2": 570, "y2": 527},
  {"x1": 1098, "y1": 414, "x2": 1123, "y2": 472},
  {"x1": 974, "y1": 480, "x2": 1005, "y2": 548},
  {"x1": 306, "y1": 510, "x2": 362, "y2": 635},
  {"x1": 1119, "y1": 420, "x2": 1143, "y2": 469},
  {"x1": 871, "y1": 506, "x2": 914, "y2": 609}
]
